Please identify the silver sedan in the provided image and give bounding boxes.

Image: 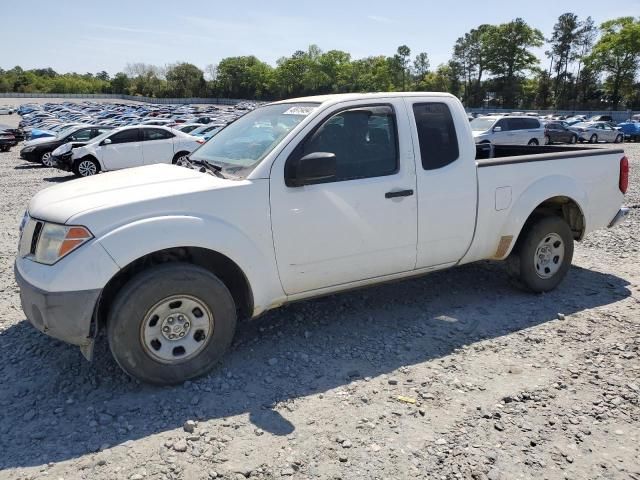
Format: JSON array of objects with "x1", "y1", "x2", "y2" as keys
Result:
[{"x1": 572, "y1": 122, "x2": 624, "y2": 143}]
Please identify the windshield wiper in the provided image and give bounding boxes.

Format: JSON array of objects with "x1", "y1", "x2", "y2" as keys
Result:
[{"x1": 189, "y1": 159, "x2": 226, "y2": 179}]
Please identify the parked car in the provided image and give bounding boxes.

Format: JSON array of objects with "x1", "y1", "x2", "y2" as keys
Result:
[
  {"x1": 544, "y1": 121, "x2": 579, "y2": 144},
  {"x1": 177, "y1": 123, "x2": 205, "y2": 134},
  {"x1": 572, "y1": 122, "x2": 624, "y2": 143},
  {"x1": 0, "y1": 106, "x2": 15, "y2": 115},
  {"x1": 14, "y1": 92, "x2": 629, "y2": 384},
  {"x1": 55, "y1": 126, "x2": 204, "y2": 177},
  {"x1": 470, "y1": 115, "x2": 545, "y2": 145},
  {"x1": 189, "y1": 123, "x2": 226, "y2": 141},
  {"x1": 0, "y1": 130, "x2": 16, "y2": 152},
  {"x1": 588, "y1": 115, "x2": 613, "y2": 122},
  {"x1": 20, "y1": 125, "x2": 114, "y2": 167},
  {"x1": 0, "y1": 123, "x2": 25, "y2": 142},
  {"x1": 618, "y1": 121, "x2": 640, "y2": 142}
]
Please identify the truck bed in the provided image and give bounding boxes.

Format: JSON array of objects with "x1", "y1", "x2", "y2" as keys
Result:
[{"x1": 476, "y1": 143, "x2": 624, "y2": 165}]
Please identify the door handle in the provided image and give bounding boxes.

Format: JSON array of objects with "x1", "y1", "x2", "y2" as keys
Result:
[{"x1": 385, "y1": 189, "x2": 414, "y2": 199}]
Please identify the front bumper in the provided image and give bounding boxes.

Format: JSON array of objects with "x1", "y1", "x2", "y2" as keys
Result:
[
  {"x1": 14, "y1": 263, "x2": 101, "y2": 349},
  {"x1": 608, "y1": 207, "x2": 630, "y2": 228},
  {"x1": 19, "y1": 149, "x2": 41, "y2": 162},
  {"x1": 53, "y1": 152, "x2": 73, "y2": 171}
]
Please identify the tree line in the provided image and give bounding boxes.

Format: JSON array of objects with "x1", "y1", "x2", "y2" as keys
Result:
[{"x1": 1, "y1": 14, "x2": 639, "y2": 110}]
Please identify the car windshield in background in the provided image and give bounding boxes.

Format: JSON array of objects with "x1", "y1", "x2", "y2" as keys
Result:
[
  {"x1": 189, "y1": 103, "x2": 319, "y2": 174},
  {"x1": 470, "y1": 117, "x2": 497, "y2": 131}
]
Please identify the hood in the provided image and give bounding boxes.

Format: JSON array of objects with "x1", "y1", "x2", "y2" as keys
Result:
[
  {"x1": 471, "y1": 130, "x2": 488, "y2": 137},
  {"x1": 28, "y1": 164, "x2": 237, "y2": 226}
]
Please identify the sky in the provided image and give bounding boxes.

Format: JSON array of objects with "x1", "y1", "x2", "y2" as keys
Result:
[{"x1": 2, "y1": 0, "x2": 639, "y2": 75}]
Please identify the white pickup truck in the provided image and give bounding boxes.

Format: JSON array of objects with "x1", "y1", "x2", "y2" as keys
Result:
[{"x1": 15, "y1": 93, "x2": 629, "y2": 385}]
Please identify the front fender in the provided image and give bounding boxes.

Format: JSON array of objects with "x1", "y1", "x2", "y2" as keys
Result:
[{"x1": 97, "y1": 215, "x2": 284, "y2": 315}]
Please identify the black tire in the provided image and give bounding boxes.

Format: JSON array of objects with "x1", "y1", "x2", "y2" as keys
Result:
[
  {"x1": 589, "y1": 134, "x2": 598, "y2": 144},
  {"x1": 507, "y1": 216, "x2": 574, "y2": 293},
  {"x1": 527, "y1": 139, "x2": 539, "y2": 146},
  {"x1": 73, "y1": 156, "x2": 100, "y2": 177},
  {"x1": 107, "y1": 263, "x2": 237, "y2": 385},
  {"x1": 0, "y1": 145, "x2": 9, "y2": 152},
  {"x1": 544, "y1": 135, "x2": 551, "y2": 145},
  {"x1": 569, "y1": 135, "x2": 577, "y2": 144},
  {"x1": 614, "y1": 134, "x2": 623, "y2": 144},
  {"x1": 172, "y1": 151, "x2": 190, "y2": 165}
]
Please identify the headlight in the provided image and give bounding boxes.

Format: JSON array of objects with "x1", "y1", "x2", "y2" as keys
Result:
[
  {"x1": 52, "y1": 143, "x2": 71, "y2": 156},
  {"x1": 34, "y1": 223, "x2": 93, "y2": 265}
]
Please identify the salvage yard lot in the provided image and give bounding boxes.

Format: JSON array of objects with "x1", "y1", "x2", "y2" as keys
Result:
[{"x1": 0, "y1": 108, "x2": 639, "y2": 479}]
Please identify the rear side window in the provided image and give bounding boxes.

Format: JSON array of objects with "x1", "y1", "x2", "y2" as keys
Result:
[
  {"x1": 143, "y1": 128, "x2": 174, "y2": 141},
  {"x1": 524, "y1": 118, "x2": 540, "y2": 129},
  {"x1": 412, "y1": 103, "x2": 459, "y2": 170},
  {"x1": 109, "y1": 129, "x2": 140, "y2": 144}
]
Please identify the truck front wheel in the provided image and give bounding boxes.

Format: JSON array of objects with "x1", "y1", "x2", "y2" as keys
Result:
[
  {"x1": 107, "y1": 263, "x2": 237, "y2": 385},
  {"x1": 508, "y1": 216, "x2": 574, "y2": 292}
]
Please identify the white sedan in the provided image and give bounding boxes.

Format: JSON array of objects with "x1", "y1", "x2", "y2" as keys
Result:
[
  {"x1": 572, "y1": 122, "x2": 624, "y2": 143},
  {"x1": 0, "y1": 106, "x2": 15, "y2": 115},
  {"x1": 55, "y1": 126, "x2": 204, "y2": 177}
]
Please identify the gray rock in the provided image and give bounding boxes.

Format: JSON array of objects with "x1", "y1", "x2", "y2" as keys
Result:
[
  {"x1": 173, "y1": 440, "x2": 188, "y2": 452},
  {"x1": 183, "y1": 420, "x2": 197, "y2": 433}
]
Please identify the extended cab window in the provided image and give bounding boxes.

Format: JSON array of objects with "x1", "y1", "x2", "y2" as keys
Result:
[
  {"x1": 109, "y1": 129, "x2": 140, "y2": 144},
  {"x1": 412, "y1": 103, "x2": 459, "y2": 170},
  {"x1": 299, "y1": 105, "x2": 398, "y2": 181}
]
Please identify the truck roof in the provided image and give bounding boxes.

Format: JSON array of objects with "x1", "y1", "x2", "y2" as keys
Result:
[{"x1": 271, "y1": 92, "x2": 457, "y2": 106}]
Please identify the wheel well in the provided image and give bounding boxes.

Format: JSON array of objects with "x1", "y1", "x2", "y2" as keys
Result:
[
  {"x1": 519, "y1": 196, "x2": 585, "y2": 243},
  {"x1": 97, "y1": 247, "x2": 254, "y2": 329},
  {"x1": 172, "y1": 151, "x2": 189, "y2": 162}
]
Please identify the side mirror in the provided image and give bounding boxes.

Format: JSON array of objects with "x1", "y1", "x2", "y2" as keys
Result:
[
  {"x1": 493, "y1": 126, "x2": 502, "y2": 132},
  {"x1": 286, "y1": 152, "x2": 337, "y2": 187},
  {"x1": 101, "y1": 138, "x2": 112, "y2": 146}
]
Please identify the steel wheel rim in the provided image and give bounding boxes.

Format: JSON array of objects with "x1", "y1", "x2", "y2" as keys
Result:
[
  {"x1": 570, "y1": 136, "x2": 576, "y2": 144},
  {"x1": 534, "y1": 233, "x2": 565, "y2": 279},
  {"x1": 42, "y1": 152, "x2": 53, "y2": 166},
  {"x1": 140, "y1": 294, "x2": 214, "y2": 364},
  {"x1": 78, "y1": 160, "x2": 97, "y2": 176},
  {"x1": 176, "y1": 155, "x2": 189, "y2": 166},
  {"x1": 590, "y1": 135, "x2": 597, "y2": 143}
]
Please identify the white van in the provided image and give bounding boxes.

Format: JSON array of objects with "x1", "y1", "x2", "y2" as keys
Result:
[{"x1": 470, "y1": 115, "x2": 545, "y2": 145}]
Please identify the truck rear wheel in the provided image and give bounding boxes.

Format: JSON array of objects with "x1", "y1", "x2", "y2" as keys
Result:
[
  {"x1": 507, "y1": 216, "x2": 574, "y2": 292},
  {"x1": 107, "y1": 263, "x2": 237, "y2": 385}
]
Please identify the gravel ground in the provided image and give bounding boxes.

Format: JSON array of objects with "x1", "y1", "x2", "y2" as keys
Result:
[{"x1": 0, "y1": 110, "x2": 638, "y2": 480}]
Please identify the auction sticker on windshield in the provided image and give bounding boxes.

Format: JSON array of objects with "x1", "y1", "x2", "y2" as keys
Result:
[{"x1": 282, "y1": 106, "x2": 317, "y2": 115}]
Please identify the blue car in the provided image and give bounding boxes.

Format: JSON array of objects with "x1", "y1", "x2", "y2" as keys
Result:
[{"x1": 618, "y1": 122, "x2": 640, "y2": 142}]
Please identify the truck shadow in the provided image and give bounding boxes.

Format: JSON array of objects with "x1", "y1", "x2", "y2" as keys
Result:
[{"x1": 0, "y1": 262, "x2": 631, "y2": 469}]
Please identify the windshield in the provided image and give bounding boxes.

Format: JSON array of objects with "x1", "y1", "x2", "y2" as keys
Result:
[
  {"x1": 470, "y1": 117, "x2": 498, "y2": 131},
  {"x1": 189, "y1": 102, "x2": 319, "y2": 174},
  {"x1": 55, "y1": 124, "x2": 80, "y2": 138}
]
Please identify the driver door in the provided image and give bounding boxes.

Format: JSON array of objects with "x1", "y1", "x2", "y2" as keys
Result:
[{"x1": 269, "y1": 100, "x2": 418, "y2": 295}]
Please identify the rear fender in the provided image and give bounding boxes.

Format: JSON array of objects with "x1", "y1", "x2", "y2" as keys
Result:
[{"x1": 496, "y1": 175, "x2": 587, "y2": 259}]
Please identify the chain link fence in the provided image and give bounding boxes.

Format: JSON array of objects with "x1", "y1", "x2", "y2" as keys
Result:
[{"x1": 0, "y1": 92, "x2": 246, "y2": 105}]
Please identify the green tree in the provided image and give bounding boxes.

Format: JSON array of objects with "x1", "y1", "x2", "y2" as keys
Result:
[
  {"x1": 166, "y1": 63, "x2": 206, "y2": 97},
  {"x1": 485, "y1": 18, "x2": 544, "y2": 107},
  {"x1": 588, "y1": 17, "x2": 640, "y2": 108},
  {"x1": 453, "y1": 24, "x2": 493, "y2": 106}
]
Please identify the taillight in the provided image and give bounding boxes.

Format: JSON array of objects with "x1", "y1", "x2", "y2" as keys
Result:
[
  {"x1": 196, "y1": 138, "x2": 205, "y2": 144},
  {"x1": 620, "y1": 156, "x2": 629, "y2": 194}
]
